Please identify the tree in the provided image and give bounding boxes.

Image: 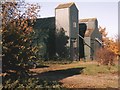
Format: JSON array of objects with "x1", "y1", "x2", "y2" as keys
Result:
[
  {"x1": 2, "y1": 0, "x2": 40, "y2": 79},
  {"x1": 33, "y1": 17, "x2": 56, "y2": 60},
  {"x1": 99, "y1": 26, "x2": 119, "y2": 55},
  {"x1": 55, "y1": 28, "x2": 69, "y2": 59},
  {"x1": 96, "y1": 26, "x2": 118, "y2": 65}
]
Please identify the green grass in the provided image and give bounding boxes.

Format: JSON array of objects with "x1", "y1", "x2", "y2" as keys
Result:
[
  {"x1": 36, "y1": 60, "x2": 118, "y2": 75},
  {"x1": 79, "y1": 64, "x2": 118, "y2": 75}
]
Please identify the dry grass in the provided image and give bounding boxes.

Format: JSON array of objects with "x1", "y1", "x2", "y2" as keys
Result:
[{"x1": 30, "y1": 61, "x2": 119, "y2": 88}]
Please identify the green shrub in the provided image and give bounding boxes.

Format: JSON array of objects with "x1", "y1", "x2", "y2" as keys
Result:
[{"x1": 3, "y1": 77, "x2": 63, "y2": 89}]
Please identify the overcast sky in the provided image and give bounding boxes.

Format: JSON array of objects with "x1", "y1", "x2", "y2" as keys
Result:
[{"x1": 25, "y1": 0, "x2": 119, "y2": 38}]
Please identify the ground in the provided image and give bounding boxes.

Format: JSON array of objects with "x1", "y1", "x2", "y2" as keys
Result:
[
  {"x1": 60, "y1": 73, "x2": 118, "y2": 88},
  {"x1": 30, "y1": 61, "x2": 118, "y2": 88}
]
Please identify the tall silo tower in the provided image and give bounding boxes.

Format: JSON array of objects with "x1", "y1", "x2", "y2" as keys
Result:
[{"x1": 55, "y1": 2, "x2": 79, "y2": 60}]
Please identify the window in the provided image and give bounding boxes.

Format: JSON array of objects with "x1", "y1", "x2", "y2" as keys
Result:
[{"x1": 73, "y1": 22, "x2": 76, "y2": 28}]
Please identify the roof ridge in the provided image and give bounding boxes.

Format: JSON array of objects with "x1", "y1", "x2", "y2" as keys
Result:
[
  {"x1": 55, "y1": 2, "x2": 75, "y2": 9},
  {"x1": 80, "y1": 18, "x2": 97, "y2": 22},
  {"x1": 58, "y1": 2, "x2": 75, "y2": 5}
]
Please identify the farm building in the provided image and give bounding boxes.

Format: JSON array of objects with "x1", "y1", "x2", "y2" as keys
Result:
[
  {"x1": 33, "y1": 17, "x2": 56, "y2": 60},
  {"x1": 79, "y1": 18, "x2": 102, "y2": 60},
  {"x1": 33, "y1": 2, "x2": 102, "y2": 60},
  {"x1": 55, "y1": 2, "x2": 79, "y2": 60}
]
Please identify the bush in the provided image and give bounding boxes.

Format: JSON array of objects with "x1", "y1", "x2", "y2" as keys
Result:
[
  {"x1": 2, "y1": 0, "x2": 40, "y2": 77},
  {"x1": 2, "y1": 77, "x2": 63, "y2": 89},
  {"x1": 55, "y1": 28, "x2": 69, "y2": 60},
  {"x1": 95, "y1": 47, "x2": 116, "y2": 66}
]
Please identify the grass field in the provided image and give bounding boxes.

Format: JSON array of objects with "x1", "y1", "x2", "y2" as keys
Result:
[{"x1": 30, "y1": 60, "x2": 119, "y2": 88}]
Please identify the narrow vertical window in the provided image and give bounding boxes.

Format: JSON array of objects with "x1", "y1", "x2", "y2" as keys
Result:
[{"x1": 73, "y1": 22, "x2": 76, "y2": 28}]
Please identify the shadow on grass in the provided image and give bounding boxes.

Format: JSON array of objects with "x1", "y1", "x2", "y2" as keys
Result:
[
  {"x1": 33, "y1": 67, "x2": 85, "y2": 81},
  {"x1": 36, "y1": 65, "x2": 49, "y2": 68}
]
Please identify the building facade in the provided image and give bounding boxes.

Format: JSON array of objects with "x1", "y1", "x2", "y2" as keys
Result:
[
  {"x1": 34, "y1": 2, "x2": 102, "y2": 60},
  {"x1": 55, "y1": 2, "x2": 79, "y2": 60},
  {"x1": 79, "y1": 18, "x2": 102, "y2": 60},
  {"x1": 33, "y1": 17, "x2": 56, "y2": 59}
]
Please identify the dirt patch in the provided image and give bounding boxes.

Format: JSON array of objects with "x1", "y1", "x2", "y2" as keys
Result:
[
  {"x1": 60, "y1": 74, "x2": 118, "y2": 88},
  {"x1": 30, "y1": 61, "x2": 118, "y2": 88}
]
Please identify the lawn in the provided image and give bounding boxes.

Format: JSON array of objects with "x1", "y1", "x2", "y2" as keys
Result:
[{"x1": 30, "y1": 60, "x2": 119, "y2": 88}]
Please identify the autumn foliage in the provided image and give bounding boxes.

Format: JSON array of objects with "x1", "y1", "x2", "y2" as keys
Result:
[
  {"x1": 95, "y1": 26, "x2": 119, "y2": 65},
  {"x1": 2, "y1": 0, "x2": 40, "y2": 79}
]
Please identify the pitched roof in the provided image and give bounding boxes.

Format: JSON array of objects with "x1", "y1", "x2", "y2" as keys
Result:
[
  {"x1": 79, "y1": 18, "x2": 97, "y2": 37},
  {"x1": 55, "y1": 2, "x2": 75, "y2": 9},
  {"x1": 80, "y1": 18, "x2": 97, "y2": 22},
  {"x1": 85, "y1": 29, "x2": 94, "y2": 37}
]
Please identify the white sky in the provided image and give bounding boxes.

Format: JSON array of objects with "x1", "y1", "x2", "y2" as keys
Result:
[{"x1": 25, "y1": 0, "x2": 119, "y2": 38}]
